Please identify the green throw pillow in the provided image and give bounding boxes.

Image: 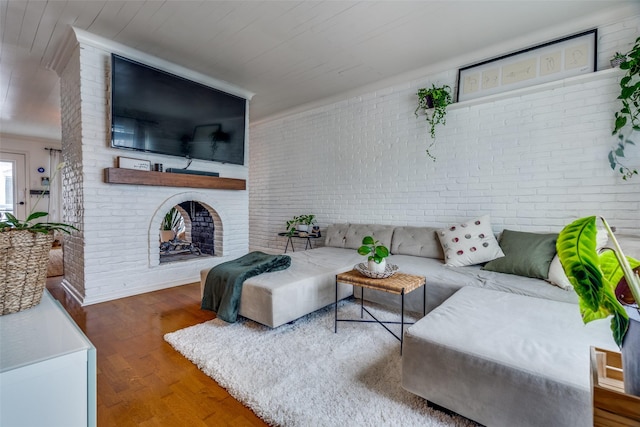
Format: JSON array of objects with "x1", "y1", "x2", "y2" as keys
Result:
[{"x1": 481, "y1": 230, "x2": 558, "y2": 279}]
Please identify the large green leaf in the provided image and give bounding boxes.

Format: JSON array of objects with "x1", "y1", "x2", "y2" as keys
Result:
[
  {"x1": 362, "y1": 236, "x2": 375, "y2": 245},
  {"x1": 4, "y1": 213, "x2": 19, "y2": 226},
  {"x1": 558, "y1": 216, "x2": 633, "y2": 348},
  {"x1": 375, "y1": 246, "x2": 389, "y2": 258},
  {"x1": 556, "y1": 216, "x2": 603, "y2": 312},
  {"x1": 578, "y1": 298, "x2": 610, "y2": 323},
  {"x1": 599, "y1": 250, "x2": 640, "y2": 288},
  {"x1": 357, "y1": 246, "x2": 372, "y2": 256},
  {"x1": 604, "y1": 290, "x2": 630, "y2": 347},
  {"x1": 25, "y1": 211, "x2": 48, "y2": 222}
]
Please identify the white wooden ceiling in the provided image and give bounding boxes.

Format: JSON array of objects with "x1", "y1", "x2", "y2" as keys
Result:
[{"x1": 0, "y1": 1, "x2": 638, "y2": 140}]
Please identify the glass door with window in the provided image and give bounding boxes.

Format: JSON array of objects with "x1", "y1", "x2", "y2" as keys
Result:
[{"x1": 0, "y1": 153, "x2": 27, "y2": 221}]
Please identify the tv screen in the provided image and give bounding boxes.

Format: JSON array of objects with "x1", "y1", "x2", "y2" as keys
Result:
[{"x1": 110, "y1": 54, "x2": 246, "y2": 165}]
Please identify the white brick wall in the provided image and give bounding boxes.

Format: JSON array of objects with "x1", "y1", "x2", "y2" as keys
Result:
[
  {"x1": 249, "y1": 15, "x2": 640, "y2": 253},
  {"x1": 59, "y1": 37, "x2": 249, "y2": 305}
]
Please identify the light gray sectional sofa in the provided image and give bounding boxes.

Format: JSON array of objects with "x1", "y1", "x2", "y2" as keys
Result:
[{"x1": 200, "y1": 222, "x2": 639, "y2": 426}]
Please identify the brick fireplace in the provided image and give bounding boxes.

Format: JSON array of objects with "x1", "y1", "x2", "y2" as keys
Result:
[
  {"x1": 160, "y1": 200, "x2": 222, "y2": 263},
  {"x1": 52, "y1": 27, "x2": 252, "y2": 305}
]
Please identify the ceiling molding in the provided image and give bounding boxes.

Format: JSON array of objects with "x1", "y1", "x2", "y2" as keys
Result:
[{"x1": 47, "y1": 26, "x2": 79, "y2": 77}]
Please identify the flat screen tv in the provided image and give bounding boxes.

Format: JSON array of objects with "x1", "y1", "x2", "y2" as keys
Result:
[{"x1": 110, "y1": 54, "x2": 246, "y2": 165}]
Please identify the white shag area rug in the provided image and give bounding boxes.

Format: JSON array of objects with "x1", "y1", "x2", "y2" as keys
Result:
[{"x1": 164, "y1": 301, "x2": 476, "y2": 427}]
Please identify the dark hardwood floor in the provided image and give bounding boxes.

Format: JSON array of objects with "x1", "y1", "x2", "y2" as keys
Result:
[{"x1": 46, "y1": 277, "x2": 267, "y2": 427}]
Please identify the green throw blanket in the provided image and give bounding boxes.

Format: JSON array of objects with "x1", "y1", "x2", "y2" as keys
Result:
[{"x1": 201, "y1": 251, "x2": 291, "y2": 323}]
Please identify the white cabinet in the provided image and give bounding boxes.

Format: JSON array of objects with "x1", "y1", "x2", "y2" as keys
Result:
[{"x1": 0, "y1": 290, "x2": 96, "y2": 427}]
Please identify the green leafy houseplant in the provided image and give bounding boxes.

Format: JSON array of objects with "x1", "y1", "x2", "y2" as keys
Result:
[
  {"x1": 285, "y1": 216, "x2": 300, "y2": 237},
  {"x1": 610, "y1": 36, "x2": 640, "y2": 180},
  {"x1": 162, "y1": 207, "x2": 182, "y2": 232},
  {"x1": 556, "y1": 216, "x2": 640, "y2": 347},
  {"x1": 285, "y1": 214, "x2": 316, "y2": 236},
  {"x1": 0, "y1": 162, "x2": 76, "y2": 235},
  {"x1": 160, "y1": 207, "x2": 182, "y2": 242},
  {"x1": 298, "y1": 214, "x2": 316, "y2": 226},
  {"x1": 357, "y1": 236, "x2": 390, "y2": 264},
  {"x1": 0, "y1": 162, "x2": 77, "y2": 315},
  {"x1": 608, "y1": 135, "x2": 637, "y2": 180},
  {"x1": 611, "y1": 52, "x2": 626, "y2": 68},
  {"x1": 415, "y1": 84, "x2": 453, "y2": 161}
]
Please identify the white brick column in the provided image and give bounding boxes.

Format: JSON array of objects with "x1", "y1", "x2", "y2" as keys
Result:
[{"x1": 52, "y1": 28, "x2": 252, "y2": 305}]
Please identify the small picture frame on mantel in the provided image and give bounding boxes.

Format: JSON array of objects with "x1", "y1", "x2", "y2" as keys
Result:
[{"x1": 117, "y1": 156, "x2": 151, "y2": 171}]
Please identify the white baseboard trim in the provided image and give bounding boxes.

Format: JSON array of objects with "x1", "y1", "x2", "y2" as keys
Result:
[{"x1": 62, "y1": 277, "x2": 201, "y2": 306}]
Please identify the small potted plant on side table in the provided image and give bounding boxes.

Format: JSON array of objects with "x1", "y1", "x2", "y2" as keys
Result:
[
  {"x1": 295, "y1": 214, "x2": 316, "y2": 236},
  {"x1": 357, "y1": 236, "x2": 390, "y2": 273}
]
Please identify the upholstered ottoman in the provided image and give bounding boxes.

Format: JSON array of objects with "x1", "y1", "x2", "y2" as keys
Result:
[
  {"x1": 200, "y1": 247, "x2": 363, "y2": 327},
  {"x1": 401, "y1": 287, "x2": 617, "y2": 427}
]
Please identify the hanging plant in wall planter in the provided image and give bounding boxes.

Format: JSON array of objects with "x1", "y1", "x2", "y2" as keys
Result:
[
  {"x1": 610, "y1": 36, "x2": 640, "y2": 180},
  {"x1": 414, "y1": 84, "x2": 453, "y2": 161},
  {"x1": 611, "y1": 52, "x2": 627, "y2": 68}
]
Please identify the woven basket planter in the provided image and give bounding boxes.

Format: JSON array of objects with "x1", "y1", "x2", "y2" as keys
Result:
[{"x1": 0, "y1": 230, "x2": 54, "y2": 315}]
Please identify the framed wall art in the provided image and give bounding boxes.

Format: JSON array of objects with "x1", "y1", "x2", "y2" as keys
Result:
[{"x1": 457, "y1": 29, "x2": 597, "y2": 102}]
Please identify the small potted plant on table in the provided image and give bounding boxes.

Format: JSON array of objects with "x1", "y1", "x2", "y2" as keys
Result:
[
  {"x1": 295, "y1": 214, "x2": 316, "y2": 233},
  {"x1": 357, "y1": 236, "x2": 390, "y2": 274},
  {"x1": 286, "y1": 214, "x2": 316, "y2": 237}
]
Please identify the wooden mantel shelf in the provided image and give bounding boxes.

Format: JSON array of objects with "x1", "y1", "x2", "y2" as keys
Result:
[{"x1": 104, "y1": 168, "x2": 246, "y2": 190}]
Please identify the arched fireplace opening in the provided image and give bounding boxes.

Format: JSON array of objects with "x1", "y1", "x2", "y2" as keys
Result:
[{"x1": 159, "y1": 200, "x2": 218, "y2": 263}]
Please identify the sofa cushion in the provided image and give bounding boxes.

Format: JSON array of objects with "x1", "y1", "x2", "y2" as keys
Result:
[
  {"x1": 343, "y1": 224, "x2": 394, "y2": 250},
  {"x1": 324, "y1": 223, "x2": 351, "y2": 248},
  {"x1": 437, "y1": 215, "x2": 504, "y2": 267},
  {"x1": 390, "y1": 226, "x2": 443, "y2": 259},
  {"x1": 482, "y1": 229, "x2": 557, "y2": 279}
]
